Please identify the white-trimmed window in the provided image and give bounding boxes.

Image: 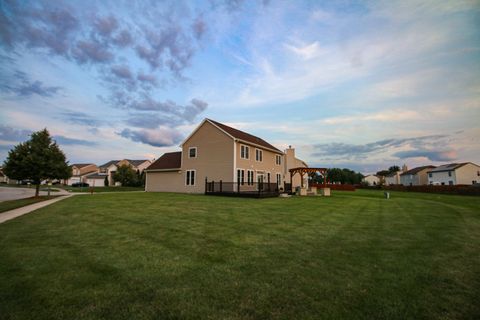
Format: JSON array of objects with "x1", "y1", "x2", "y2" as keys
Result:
[
  {"x1": 276, "y1": 173, "x2": 282, "y2": 185},
  {"x1": 240, "y1": 145, "x2": 249, "y2": 159},
  {"x1": 275, "y1": 155, "x2": 282, "y2": 165},
  {"x1": 267, "y1": 172, "x2": 270, "y2": 183},
  {"x1": 247, "y1": 170, "x2": 254, "y2": 185},
  {"x1": 255, "y1": 149, "x2": 263, "y2": 162},
  {"x1": 186, "y1": 170, "x2": 195, "y2": 186},
  {"x1": 237, "y1": 169, "x2": 245, "y2": 185},
  {"x1": 189, "y1": 147, "x2": 197, "y2": 158}
]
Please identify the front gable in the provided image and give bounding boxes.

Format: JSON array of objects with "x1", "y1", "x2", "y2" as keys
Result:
[{"x1": 180, "y1": 119, "x2": 234, "y2": 148}]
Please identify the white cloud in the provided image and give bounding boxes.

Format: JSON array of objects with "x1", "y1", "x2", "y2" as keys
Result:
[
  {"x1": 284, "y1": 41, "x2": 322, "y2": 60},
  {"x1": 321, "y1": 110, "x2": 420, "y2": 125}
]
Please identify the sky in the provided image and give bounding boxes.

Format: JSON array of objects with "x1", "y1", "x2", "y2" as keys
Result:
[{"x1": 1, "y1": 0, "x2": 479, "y2": 174}]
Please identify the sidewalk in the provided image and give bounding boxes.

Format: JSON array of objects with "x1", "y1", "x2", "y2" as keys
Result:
[{"x1": 0, "y1": 194, "x2": 73, "y2": 224}]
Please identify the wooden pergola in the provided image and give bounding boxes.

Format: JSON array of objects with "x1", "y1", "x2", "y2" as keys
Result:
[{"x1": 289, "y1": 167, "x2": 328, "y2": 188}]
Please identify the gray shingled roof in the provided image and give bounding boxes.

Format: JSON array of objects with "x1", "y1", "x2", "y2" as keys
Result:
[
  {"x1": 427, "y1": 163, "x2": 469, "y2": 173},
  {"x1": 99, "y1": 159, "x2": 149, "y2": 169},
  {"x1": 400, "y1": 165, "x2": 436, "y2": 176},
  {"x1": 126, "y1": 159, "x2": 149, "y2": 167},
  {"x1": 99, "y1": 160, "x2": 119, "y2": 169},
  {"x1": 71, "y1": 163, "x2": 95, "y2": 169}
]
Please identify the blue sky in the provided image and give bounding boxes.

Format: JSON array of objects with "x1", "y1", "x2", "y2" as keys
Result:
[{"x1": 1, "y1": 0, "x2": 479, "y2": 173}]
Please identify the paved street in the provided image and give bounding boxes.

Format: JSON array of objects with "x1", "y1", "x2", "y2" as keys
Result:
[{"x1": 0, "y1": 187, "x2": 69, "y2": 202}]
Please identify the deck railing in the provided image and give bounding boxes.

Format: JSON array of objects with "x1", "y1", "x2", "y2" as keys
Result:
[{"x1": 205, "y1": 179, "x2": 280, "y2": 198}]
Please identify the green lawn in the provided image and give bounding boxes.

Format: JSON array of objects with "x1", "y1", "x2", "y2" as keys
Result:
[
  {"x1": 0, "y1": 184, "x2": 144, "y2": 193},
  {"x1": 0, "y1": 190, "x2": 479, "y2": 319},
  {"x1": 0, "y1": 196, "x2": 59, "y2": 213}
]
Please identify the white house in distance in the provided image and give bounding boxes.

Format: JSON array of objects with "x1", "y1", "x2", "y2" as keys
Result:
[
  {"x1": 400, "y1": 165, "x2": 436, "y2": 186},
  {"x1": 385, "y1": 171, "x2": 402, "y2": 186},
  {"x1": 362, "y1": 174, "x2": 380, "y2": 186},
  {"x1": 427, "y1": 162, "x2": 480, "y2": 185}
]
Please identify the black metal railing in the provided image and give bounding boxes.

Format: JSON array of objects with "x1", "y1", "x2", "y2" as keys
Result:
[{"x1": 205, "y1": 179, "x2": 280, "y2": 198}]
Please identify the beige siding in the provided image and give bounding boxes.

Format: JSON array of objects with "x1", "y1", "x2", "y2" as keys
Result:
[
  {"x1": 417, "y1": 169, "x2": 430, "y2": 185},
  {"x1": 283, "y1": 148, "x2": 307, "y2": 188},
  {"x1": 181, "y1": 121, "x2": 235, "y2": 193},
  {"x1": 235, "y1": 142, "x2": 283, "y2": 185},
  {"x1": 455, "y1": 163, "x2": 480, "y2": 185},
  {"x1": 72, "y1": 164, "x2": 98, "y2": 176},
  {"x1": 146, "y1": 171, "x2": 185, "y2": 192}
]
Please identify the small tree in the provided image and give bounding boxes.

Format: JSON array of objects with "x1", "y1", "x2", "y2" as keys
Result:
[
  {"x1": 104, "y1": 175, "x2": 109, "y2": 187},
  {"x1": 3, "y1": 129, "x2": 72, "y2": 197},
  {"x1": 388, "y1": 165, "x2": 400, "y2": 173},
  {"x1": 113, "y1": 164, "x2": 139, "y2": 187}
]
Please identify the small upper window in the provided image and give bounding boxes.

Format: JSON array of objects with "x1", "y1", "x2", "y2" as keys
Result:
[
  {"x1": 448, "y1": 171, "x2": 452, "y2": 177},
  {"x1": 255, "y1": 149, "x2": 263, "y2": 162},
  {"x1": 275, "y1": 155, "x2": 282, "y2": 165},
  {"x1": 241, "y1": 145, "x2": 249, "y2": 159},
  {"x1": 189, "y1": 147, "x2": 197, "y2": 158}
]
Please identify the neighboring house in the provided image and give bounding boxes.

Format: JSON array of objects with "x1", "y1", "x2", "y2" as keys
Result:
[
  {"x1": 0, "y1": 167, "x2": 18, "y2": 184},
  {"x1": 99, "y1": 159, "x2": 151, "y2": 186},
  {"x1": 427, "y1": 162, "x2": 480, "y2": 185},
  {"x1": 65, "y1": 163, "x2": 98, "y2": 185},
  {"x1": 145, "y1": 118, "x2": 307, "y2": 194},
  {"x1": 400, "y1": 165, "x2": 436, "y2": 186},
  {"x1": 0, "y1": 168, "x2": 7, "y2": 183},
  {"x1": 385, "y1": 171, "x2": 402, "y2": 186},
  {"x1": 362, "y1": 174, "x2": 380, "y2": 186},
  {"x1": 84, "y1": 172, "x2": 108, "y2": 187}
]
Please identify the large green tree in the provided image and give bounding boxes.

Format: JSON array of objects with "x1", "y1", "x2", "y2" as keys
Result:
[
  {"x1": 3, "y1": 129, "x2": 72, "y2": 196},
  {"x1": 310, "y1": 168, "x2": 364, "y2": 185},
  {"x1": 113, "y1": 164, "x2": 140, "y2": 187}
]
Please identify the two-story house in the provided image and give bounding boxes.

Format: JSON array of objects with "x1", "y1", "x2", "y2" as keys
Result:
[
  {"x1": 145, "y1": 119, "x2": 307, "y2": 193},
  {"x1": 64, "y1": 163, "x2": 98, "y2": 185},
  {"x1": 400, "y1": 165, "x2": 436, "y2": 186},
  {"x1": 427, "y1": 162, "x2": 480, "y2": 185},
  {"x1": 362, "y1": 174, "x2": 380, "y2": 186},
  {"x1": 384, "y1": 171, "x2": 402, "y2": 186}
]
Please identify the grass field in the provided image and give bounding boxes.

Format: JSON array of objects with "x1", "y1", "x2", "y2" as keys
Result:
[
  {"x1": 0, "y1": 184, "x2": 144, "y2": 193},
  {"x1": 0, "y1": 196, "x2": 59, "y2": 213},
  {"x1": 0, "y1": 190, "x2": 479, "y2": 319}
]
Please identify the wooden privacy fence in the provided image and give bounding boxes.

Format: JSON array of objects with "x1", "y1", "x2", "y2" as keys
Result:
[
  {"x1": 380, "y1": 184, "x2": 480, "y2": 196},
  {"x1": 310, "y1": 183, "x2": 356, "y2": 191}
]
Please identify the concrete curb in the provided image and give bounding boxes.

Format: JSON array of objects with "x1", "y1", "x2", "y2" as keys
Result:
[{"x1": 0, "y1": 194, "x2": 74, "y2": 224}]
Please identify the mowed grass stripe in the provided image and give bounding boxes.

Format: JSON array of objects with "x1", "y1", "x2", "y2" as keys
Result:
[{"x1": 0, "y1": 190, "x2": 479, "y2": 319}]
